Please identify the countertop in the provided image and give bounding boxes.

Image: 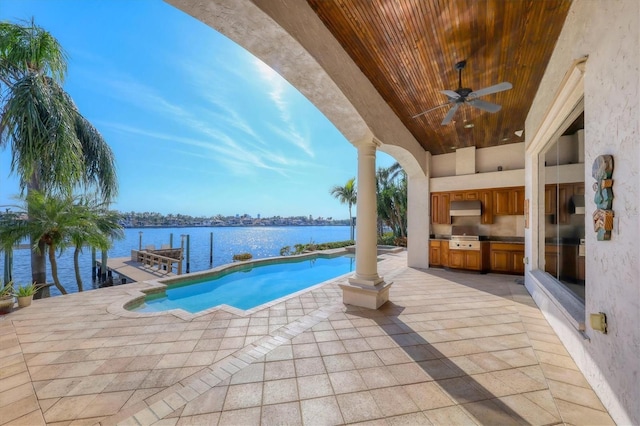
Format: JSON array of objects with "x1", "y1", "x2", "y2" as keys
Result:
[{"x1": 430, "y1": 235, "x2": 525, "y2": 244}]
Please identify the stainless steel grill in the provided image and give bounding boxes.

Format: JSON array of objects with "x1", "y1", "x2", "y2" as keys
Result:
[{"x1": 449, "y1": 226, "x2": 481, "y2": 251}]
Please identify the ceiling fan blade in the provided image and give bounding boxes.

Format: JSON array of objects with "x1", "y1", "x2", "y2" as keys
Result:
[
  {"x1": 412, "y1": 102, "x2": 451, "y2": 119},
  {"x1": 441, "y1": 103, "x2": 460, "y2": 125},
  {"x1": 468, "y1": 82, "x2": 512, "y2": 99},
  {"x1": 441, "y1": 89, "x2": 461, "y2": 99},
  {"x1": 468, "y1": 99, "x2": 502, "y2": 113}
]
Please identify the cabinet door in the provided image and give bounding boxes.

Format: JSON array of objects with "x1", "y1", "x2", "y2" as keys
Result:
[
  {"x1": 545, "y1": 246, "x2": 559, "y2": 276},
  {"x1": 513, "y1": 188, "x2": 525, "y2": 215},
  {"x1": 545, "y1": 185, "x2": 557, "y2": 215},
  {"x1": 451, "y1": 192, "x2": 465, "y2": 201},
  {"x1": 493, "y1": 189, "x2": 512, "y2": 215},
  {"x1": 510, "y1": 251, "x2": 525, "y2": 274},
  {"x1": 558, "y1": 184, "x2": 574, "y2": 224},
  {"x1": 491, "y1": 251, "x2": 511, "y2": 273},
  {"x1": 574, "y1": 182, "x2": 585, "y2": 195},
  {"x1": 464, "y1": 191, "x2": 479, "y2": 201},
  {"x1": 441, "y1": 241, "x2": 450, "y2": 267},
  {"x1": 577, "y1": 256, "x2": 585, "y2": 281},
  {"x1": 431, "y1": 194, "x2": 440, "y2": 224},
  {"x1": 429, "y1": 244, "x2": 441, "y2": 266},
  {"x1": 480, "y1": 190, "x2": 493, "y2": 224},
  {"x1": 439, "y1": 194, "x2": 451, "y2": 224},
  {"x1": 465, "y1": 251, "x2": 482, "y2": 271},
  {"x1": 449, "y1": 251, "x2": 465, "y2": 269}
]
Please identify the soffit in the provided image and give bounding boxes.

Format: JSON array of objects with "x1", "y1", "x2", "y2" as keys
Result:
[{"x1": 307, "y1": 0, "x2": 573, "y2": 155}]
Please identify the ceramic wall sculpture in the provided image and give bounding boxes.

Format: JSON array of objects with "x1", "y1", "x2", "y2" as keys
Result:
[{"x1": 592, "y1": 155, "x2": 614, "y2": 241}]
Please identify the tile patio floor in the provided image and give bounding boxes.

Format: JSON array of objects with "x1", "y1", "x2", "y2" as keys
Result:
[{"x1": 0, "y1": 251, "x2": 614, "y2": 425}]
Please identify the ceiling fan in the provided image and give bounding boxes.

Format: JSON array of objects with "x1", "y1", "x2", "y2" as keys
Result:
[{"x1": 412, "y1": 60, "x2": 512, "y2": 125}]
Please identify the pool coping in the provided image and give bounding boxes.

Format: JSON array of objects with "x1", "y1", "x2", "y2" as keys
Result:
[{"x1": 107, "y1": 248, "x2": 353, "y2": 321}]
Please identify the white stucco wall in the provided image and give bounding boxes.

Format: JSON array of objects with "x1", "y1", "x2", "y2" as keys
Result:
[
  {"x1": 524, "y1": 1, "x2": 639, "y2": 424},
  {"x1": 431, "y1": 143, "x2": 525, "y2": 178}
]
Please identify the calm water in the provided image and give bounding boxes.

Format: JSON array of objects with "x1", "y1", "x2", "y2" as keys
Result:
[
  {"x1": 0, "y1": 226, "x2": 351, "y2": 297},
  {"x1": 133, "y1": 254, "x2": 355, "y2": 313}
]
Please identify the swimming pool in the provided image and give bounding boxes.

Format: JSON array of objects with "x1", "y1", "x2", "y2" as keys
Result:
[{"x1": 130, "y1": 253, "x2": 355, "y2": 313}]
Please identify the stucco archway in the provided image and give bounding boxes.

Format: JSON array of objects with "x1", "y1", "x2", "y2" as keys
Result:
[{"x1": 166, "y1": 0, "x2": 432, "y2": 303}]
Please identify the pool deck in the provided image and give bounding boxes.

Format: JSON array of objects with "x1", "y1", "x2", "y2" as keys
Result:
[{"x1": 0, "y1": 251, "x2": 614, "y2": 425}]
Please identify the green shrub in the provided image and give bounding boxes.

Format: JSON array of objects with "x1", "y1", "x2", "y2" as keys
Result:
[
  {"x1": 232, "y1": 253, "x2": 253, "y2": 261},
  {"x1": 14, "y1": 283, "x2": 39, "y2": 297}
]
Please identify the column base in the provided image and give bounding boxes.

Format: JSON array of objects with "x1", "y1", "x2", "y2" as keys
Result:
[{"x1": 340, "y1": 280, "x2": 393, "y2": 310}]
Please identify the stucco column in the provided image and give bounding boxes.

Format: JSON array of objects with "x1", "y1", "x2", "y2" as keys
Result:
[
  {"x1": 340, "y1": 138, "x2": 392, "y2": 309},
  {"x1": 407, "y1": 173, "x2": 430, "y2": 268}
]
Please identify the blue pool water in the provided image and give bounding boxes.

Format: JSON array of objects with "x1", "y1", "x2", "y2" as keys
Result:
[{"x1": 132, "y1": 254, "x2": 355, "y2": 313}]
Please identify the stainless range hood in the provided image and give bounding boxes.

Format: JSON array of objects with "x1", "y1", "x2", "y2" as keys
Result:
[
  {"x1": 450, "y1": 200, "x2": 482, "y2": 217},
  {"x1": 571, "y1": 194, "x2": 585, "y2": 214}
]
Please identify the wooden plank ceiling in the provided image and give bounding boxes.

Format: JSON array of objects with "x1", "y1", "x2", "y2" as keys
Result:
[{"x1": 307, "y1": 0, "x2": 573, "y2": 155}]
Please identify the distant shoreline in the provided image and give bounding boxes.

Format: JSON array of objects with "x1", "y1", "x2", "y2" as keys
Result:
[{"x1": 123, "y1": 224, "x2": 350, "y2": 229}]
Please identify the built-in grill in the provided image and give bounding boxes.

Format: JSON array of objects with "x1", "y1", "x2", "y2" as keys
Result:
[{"x1": 449, "y1": 226, "x2": 481, "y2": 250}]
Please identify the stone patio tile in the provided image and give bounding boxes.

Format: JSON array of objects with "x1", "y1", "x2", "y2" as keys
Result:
[
  {"x1": 297, "y1": 374, "x2": 334, "y2": 400},
  {"x1": 155, "y1": 353, "x2": 190, "y2": 370},
  {"x1": 369, "y1": 386, "x2": 420, "y2": 417},
  {"x1": 76, "y1": 390, "x2": 133, "y2": 419},
  {"x1": 3, "y1": 407, "x2": 47, "y2": 425},
  {"x1": 0, "y1": 382, "x2": 34, "y2": 407},
  {"x1": 404, "y1": 381, "x2": 455, "y2": 411},
  {"x1": 218, "y1": 407, "x2": 261, "y2": 426},
  {"x1": 0, "y1": 371, "x2": 30, "y2": 394},
  {"x1": 317, "y1": 340, "x2": 347, "y2": 356},
  {"x1": 222, "y1": 382, "x2": 262, "y2": 410},
  {"x1": 264, "y1": 360, "x2": 296, "y2": 380},
  {"x1": 261, "y1": 401, "x2": 302, "y2": 425},
  {"x1": 262, "y1": 378, "x2": 299, "y2": 405},
  {"x1": 42, "y1": 394, "x2": 97, "y2": 423},
  {"x1": 386, "y1": 362, "x2": 432, "y2": 385},
  {"x1": 292, "y1": 343, "x2": 320, "y2": 358},
  {"x1": 103, "y1": 371, "x2": 150, "y2": 393},
  {"x1": 547, "y1": 379, "x2": 606, "y2": 411},
  {"x1": 300, "y1": 396, "x2": 344, "y2": 425},
  {"x1": 294, "y1": 356, "x2": 326, "y2": 377},
  {"x1": 229, "y1": 362, "x2": 264, "y2": 385},
  {"x1": 175, "y1": 413, "x2": 220, "y2": 425},
  {"x1": 181, "y1": 384, "x2": 227, "y2": 416},
  {"x1": 498, "y1": 393, "x2": 561, "y2": 424},
  {"x1": 322, "y1": 353, "x2": 356, "y2": 372},
  {"x1": 555, "y1": 399, "x2": 616, "y2": 425},
  {"x1": 349, "y1": 351, "x2": 383, "y2": 369},
  {"x1": 359, "y1": 366, "x2": 399, "y2": 389},
  {"x1": 328, "y1": 370, "x2": 367, "y2": 394},
  {"x1": 436, "y1": 376, "x2": 494, "y2": 404},
  {"x1": 265, "y1": 345, "x2": 293, "y2": 362},
  {"x1": 424, "y1": 405, "x2": 479, "y2": 425},
  {"x1": 335, "y1": 391, "x2": 383, "y2": 424},
  {"x1": 490, "y1": 347, "x2": 538, "y2": 368}
]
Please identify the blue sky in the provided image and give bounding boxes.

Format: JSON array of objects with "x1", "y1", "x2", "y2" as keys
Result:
[{"x1": 0, "y1": 0, "x2": 395, "y2": 220}]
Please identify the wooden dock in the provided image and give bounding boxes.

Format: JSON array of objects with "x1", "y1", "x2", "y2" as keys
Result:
[{"x1": 96, "y1": 257, "x2": 176, "y2": 283}]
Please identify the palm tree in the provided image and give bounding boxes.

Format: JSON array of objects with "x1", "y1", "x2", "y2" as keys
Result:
[
  {"x1": 0, "y1": 20, "x2": 118, "y2": 286},
  {"x1": 330, "y1": 177, "x2": 357, "y2": 240},
  {"x1": 68, "y1": 197, "x2": 123, "y2": 291},
  {"x1": 376, "y1": 163, "x2": 407, "y2": 239}
]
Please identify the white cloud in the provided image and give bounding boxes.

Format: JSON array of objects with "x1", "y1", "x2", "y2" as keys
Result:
[{"x1": 254, "y1": 59, "x2": 315, "y2": 157}]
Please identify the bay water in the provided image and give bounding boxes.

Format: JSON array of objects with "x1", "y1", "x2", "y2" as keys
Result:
[{"x1": 1, "y1": 226, "x2": 351, "y2": 297}]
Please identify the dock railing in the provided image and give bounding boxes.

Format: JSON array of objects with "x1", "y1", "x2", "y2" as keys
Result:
[{"x1": 131, "y1": 248, "x2": 183, "y2": 275}]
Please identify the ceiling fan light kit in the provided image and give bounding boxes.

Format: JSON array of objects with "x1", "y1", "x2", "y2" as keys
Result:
[{"x1": 413, "y1": 60, "x2": 512, "y2": 126}]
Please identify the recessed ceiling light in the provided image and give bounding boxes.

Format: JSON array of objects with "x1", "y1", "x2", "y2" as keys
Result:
[
  {"x1": 450, "y1": 146, "x2": 457, "y2": 150},
  {"x1": 464, "y1": 123, "x2": 474, "y2": 129},
  {"x1": 502, "y1": 137, "x2": 509, "y2": 141},
  {"x1": 514, "y1": 130, "x2": 524, "y2": 137}
]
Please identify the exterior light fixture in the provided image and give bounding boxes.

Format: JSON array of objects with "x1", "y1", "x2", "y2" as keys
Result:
[
  {"x1": 590, "y1": 312, "x2": 607, "y2": 333},
  {"x1": 464, "y1": 123, "x2": 474, "y2": 129}
]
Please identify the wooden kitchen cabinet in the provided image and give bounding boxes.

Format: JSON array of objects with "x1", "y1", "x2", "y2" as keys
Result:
[
  {"x1": 545, "y1": 245, "x2": 559, "y2": 277},
  {"x1": 441, "y1": 241, "x2": 450, "y2": 267},
  {"x1": 557, "y1": 184, "x2": 574, "y2": 224},
  {"x1": 490, "y1": 243, "x2": 525, "y2": 275},
  {"x1": 480, "y1": 190, "x2": 493, "y2": 224},
  {"x1": 448, "y1": 243, "x2": 489, "y2": 272},
  {"x1": 493, "y1": 187, "x2": 525, "y2": 215},
  {"x1": 431, "y1": 193, "x2": 451, "y2": 224},
  {"x1": 429, "y1": 240, "x2": 442, "y2": 266},
  {"x1": 545, "y1": 185, "x2": 557, "y2": 215}
]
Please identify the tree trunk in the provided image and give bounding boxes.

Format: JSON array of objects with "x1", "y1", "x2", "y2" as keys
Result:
[
  {"x1": 74, "y1": 246, "x2": 83, "y2": 292},
  {"x1": 349, "y1": 205, "x2": 354, "y2": 240},
  {"x1": 28, "y1": 174, "x2": 47, "y2": 285},
  {"x1": 48, "y1": 244, "x2": 67, "y2": 294}
]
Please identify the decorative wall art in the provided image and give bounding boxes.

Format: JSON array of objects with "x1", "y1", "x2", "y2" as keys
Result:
[{"x1": 592, "y1": 155, "x2": 614, "y2": 241}]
